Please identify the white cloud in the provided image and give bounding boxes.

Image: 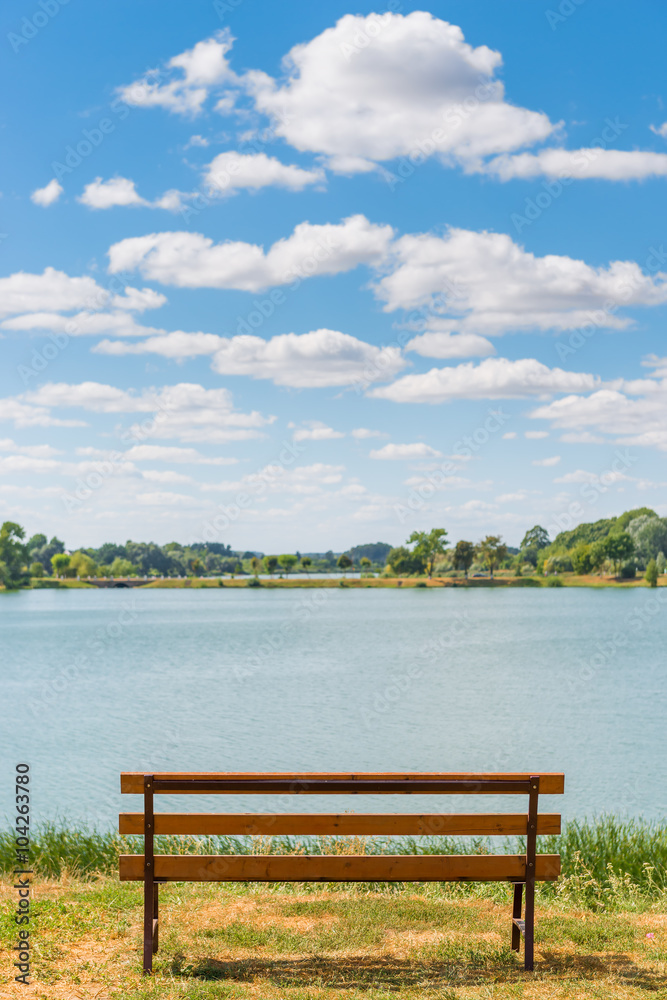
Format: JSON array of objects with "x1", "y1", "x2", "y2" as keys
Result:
[
  {"x1": 481, "y1": 147, "x2": 667, "y2": 182},
  {"x1": 292, "y1": 421, "x2": 344, "y2": 442},
  {"x1": 370, "y1": 357, "x2": 599, "y2": 404},
  {"x1": 525, "y1": 430, "x2": 549, "y2": 439},
  {"x1": 117, "y1": 30, "x2": 236, "y2": 115},
  {"x1": 78, "y1": 177, "x2": 189, "y2": 212},
  {"x1": 204, "y1": 152, "x2": 324, "y2": 196},
  {"x1": 373, "y1": 227, "x2": 667, "y2": 334},
  {"x1": 246, "y1": 12, "x2": 554, "y2": 171},
  {"x1": 136, "y1": 491, "x2": 197, "y2": 506},
  {"x1": 502, "y1": 432, "x2": 517, "y2": 439},
  {"x1": 554, "y1": 469, "x2": 630, "y2": 484},
  {"x1": 108, "y1": 215, "x2": 394, "y2": 291},
  {"x1": 186, "y1": 134, "x2": 209, "y2": 148},
  {"x1": 31, "y1": 179, "x2": 63, "y2": 207},
  {"x1": 123, "y1": 445, "x2": 238, "y2": 465},
  {"x1": 79, "y1": 176, "x2": 147, "y2": 209},
  {"x1": 405, "y1": 331, "x2": 495, "y2": 358},
  {"x1": 650, "y1": 122, "x2": 667, "y2": 138},
  {"x1": 0, "y1": 268, "x2": 132, "y2": 318},
  {"x1": 15, "y1": 381, "x2": 273, "y2": 444},
  {"x1": 369, "y1": 442, "x2": 442, "y2": 460},
  {"x1": 141, "y1": 470, "x2": 194, "y2": 484},
  {"x1": 0, "y1": 438, "x2": 61, "y2": 458},
  {"x1": 97, "y1": 327, "x2": 405, "y2": 389},
  {"x1": 532, "y1": 456, "x2": 561, "y2": 467},
  {"x1": 202, "y1": 463, "x2": 346, "y2": 495},
  {"x1": 352, "y1": 428, "x2": 385, "y2": 439},
  {"x1": 531, "y1": 381, "x2": 667, "y2": 452}
]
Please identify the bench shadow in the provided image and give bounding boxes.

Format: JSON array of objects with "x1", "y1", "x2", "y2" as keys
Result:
[{"x1": 168, "y1": 951, "x2": 667, "y2": 991}]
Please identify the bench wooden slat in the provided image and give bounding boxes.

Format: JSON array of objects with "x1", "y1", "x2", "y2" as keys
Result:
[
  {"x1": 119, "y1": 812, "x2": 561, "y2": 836},
  {"x1": 120, "y1": 772, "x2": 565, "y2": 795},
  {"x1": 119, "y1": 853, "x2": 561, "y2": 882}
]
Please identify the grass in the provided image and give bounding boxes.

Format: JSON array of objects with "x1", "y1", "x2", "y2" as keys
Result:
[
  {"x1": 2, "y1": 819, "x2": 667, "y2": 997},
  {"x1": 2, "y1": 874, "x2": 667, "y2": 998}
]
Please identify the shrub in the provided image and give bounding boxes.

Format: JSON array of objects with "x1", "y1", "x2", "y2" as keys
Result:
[
  {"x1": 546, "y1": 576, "x2": 563, "y2": 587},
  {"x1": 415, "y1": 580, "x2": 427, "y2": 587},
  {"x1": 246, "y1": 577, "x2": 262, "y2": 587},
  {"x1": 645, "y1": 558, "x2": 658, "y2": 588},
  {"x1": 619, "y1": 561, "x2": 636, "y2": 579}
]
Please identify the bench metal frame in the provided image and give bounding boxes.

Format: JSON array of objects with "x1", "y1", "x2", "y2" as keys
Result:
[{"x1": 119, "y1": 771, "x2": 563, "y2": 974}]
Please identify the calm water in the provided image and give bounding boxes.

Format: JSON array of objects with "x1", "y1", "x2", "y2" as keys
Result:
[{"x1": 2, "y1": 586, "x2": 666, "y2": 826}]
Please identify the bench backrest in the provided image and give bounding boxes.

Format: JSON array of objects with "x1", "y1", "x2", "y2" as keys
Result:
[{"x1": 119, "y1": 772, "x2": 563, "y2": 883}]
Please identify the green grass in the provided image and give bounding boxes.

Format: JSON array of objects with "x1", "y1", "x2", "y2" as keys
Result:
[{"x1": 3, "y1": 817, "x2": 667, "y2": 908}]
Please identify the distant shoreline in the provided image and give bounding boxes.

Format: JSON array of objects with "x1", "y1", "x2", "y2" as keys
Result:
[{"x1": 17, "y1": 574, "x2": 667, "y2": 590}]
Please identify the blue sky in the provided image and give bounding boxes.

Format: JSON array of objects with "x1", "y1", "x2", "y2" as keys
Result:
[{"x1": 1, "y1": 0, "x2": 667, "y2": 552}]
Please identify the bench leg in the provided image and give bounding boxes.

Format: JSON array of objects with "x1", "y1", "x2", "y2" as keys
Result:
[
  {"x1": 511, "y1": 882, "x2": 523, "y2": 952},
  {"x1": 524, "y1": 875, "x2": 535, "y2": 972},
  {"x1": 153, "y1": 882, "x2": 159, "y2": 954},
  {"x1": 143, "y1": 877, "x2": 154, "y2": 974}
]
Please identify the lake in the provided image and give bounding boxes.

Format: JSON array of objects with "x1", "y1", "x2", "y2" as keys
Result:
[{"x1": 2, "y1": 585, "x2": 666, "y2": 827}]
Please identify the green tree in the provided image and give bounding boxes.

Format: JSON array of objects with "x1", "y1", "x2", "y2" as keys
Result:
[
  {"x1": 571, "y1": 542, "x2": 593, "y2": 575},
  {"x1": 263, "y1": 555, "x2": 278, "y2": 577},
  {"x1": 300, "y1": 556, "x2": 312, "y2": 574},
  {"x1": 657, "y1": 552, "x2": 666, "y2": 574},
  {"x1": 359, "y1": 556, "x2": 372, "y2": 573},
  {"x1": 250, "y1": 556, "x2": 262, "y2": 576},
  {"x1": 30, "y1": 561, "x2": 44, "y2": 578},
  {"x1": 278, "y1": 553, "x2": 298, "y2": 576},
  {"x1": 386, "y1": 546, "x2": 423, "y2": 576},
  {"x1": 408, "y1": 528, "x2": 448, "y2": 578},
  {"x1": 337, "y1": 553, "x2": 353, "y2": 576},
  {"x1": 51, "y1": 552, "x2": 71, "y2": 578},
  {"x1": 645, "y1": 559, "x2": 659, "y2": 588},
  {"x1": 0, "y1": 522, "x2": 29, "y2": 589},
  {"x1": 110, "y1": 557, "x2": 137, "y2": 577},
  {"x1": 603, "y1": 532, "x2": 635, "y2": 576},
  {"x1": 477, "y1": 535, "x2": 508, "y2": 579},
  {"x1": 589, "y1": 539, "x2": 607, "y2": 573},
  {"x1": 520, "y1": 525, "x2": 550, "y2": 566},
  {"x1": 452, "y1": 540, "x2": 475, "y2": 579},
  {"x1": 69, "y1": 550, "x2": 98, "y2": 577}
]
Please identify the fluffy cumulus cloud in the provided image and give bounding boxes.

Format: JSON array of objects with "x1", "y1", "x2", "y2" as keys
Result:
[
  {"x1": 246, "y1": 12, "x2": 554, "y2": 173},
  {"x1": 405, "y1": 331, "x2": 495, "y2": 358},
  {"x1": 370, "y1": 357, "x2": 600, "y2": 404},
  {"x1": 481, "y1": 147, "x2": 667, "y2": 182},
  {"x1": 31, "y1": 179, "x2": 63, "y2": 207},
  {"x1": 369, "y1": 442, "x2": 442, "y2": 460},
  {"x1": 374, "y1": 227, "x2": 667, "y2": 334},
  {"x1": 96, "y1": 328, "x2": 405, "y2": 388},
  {"x1": 203, "y1": 152, "x2": 325, "y2": 195},
  {"x1": 291, "y1": 421, "x2": 344, "y2": 442},
  {"x1": 77, "y1": 176, "x2": 187, "y2": 212},
  {"x1": 14, "y1": 381, "x2": 274, "y2": 444},
  {"x1": 530, "y1": 369, "x2": 667, "y2": 451},
  {"x1": 0, "y1": 268, "x2": 167, "y2": 342},
  {"x1": 108, "y1": 215, "x2": 394, "y2": 291},
  {"x1": 116, "y1": 30, "x2": 237, "y2": 115}
]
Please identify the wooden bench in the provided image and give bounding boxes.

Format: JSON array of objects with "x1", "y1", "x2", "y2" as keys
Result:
[{"x1": 119, "y1": 771, "x2": 564, "y2": 974}]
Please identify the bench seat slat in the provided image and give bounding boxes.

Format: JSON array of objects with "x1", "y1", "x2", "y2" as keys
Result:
[
  {"x1": 119, "y1": 812, "x2": 561, "y2": 836},
  {"x1": 119, "y1": 853, "x2": 561, "y2": 882},
  {"x1": 120, "y1": 772, "x2": 565, "y2": 795}
]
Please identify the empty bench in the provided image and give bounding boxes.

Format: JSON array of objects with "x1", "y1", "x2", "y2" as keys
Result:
[{"x1": 119, "y1": 771, "x2": 563, "y2": 974}]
